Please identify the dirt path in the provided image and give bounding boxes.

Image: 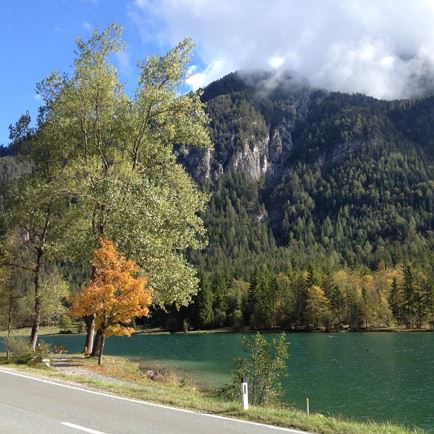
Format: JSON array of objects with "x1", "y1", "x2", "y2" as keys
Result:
[{"x1": 50, "y1": 355, "x2": 138, "y2": 388}]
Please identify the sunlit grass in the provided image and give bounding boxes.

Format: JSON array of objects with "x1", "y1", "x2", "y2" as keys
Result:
[
  {"x1": 0, "y1": 324, "x2": 85, "y2": 337},
  {"x1": 0, "y1": 326, "x2": 66, "y2": 337}
]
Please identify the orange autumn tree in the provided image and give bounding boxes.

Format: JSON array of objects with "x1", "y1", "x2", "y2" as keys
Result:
[{"x1": 71, "y1": 239, "x2": 152, "y2": 364}]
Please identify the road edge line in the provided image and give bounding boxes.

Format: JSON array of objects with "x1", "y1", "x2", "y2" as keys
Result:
[
  {"x1": 61, "y1": 422, "x2": 106, "y2": 434},
  {"x1": 0, "y1": 368, "x2": 309, "y2": 434}
]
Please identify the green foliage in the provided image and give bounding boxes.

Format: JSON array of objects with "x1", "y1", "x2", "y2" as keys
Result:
[
  {"x1": 33, "y1": 269, "x2": 70, "y2": 325},
  {"x1": 76, "y1": 320, "x2": 86, "y2": 334},
  {"x1": 7, "y1": 337, "x2": 50, "y2": 366},
  {"x1": 0, "y1": 267, "x2": 23, "y2": 330},
  {"x1": 195, "y1": 285, "x2": 214, "y2": 328},
  {"x1": 194, "y1": 73, "x2": 434, "y2": 275},
  {"x1": 0, "y1": 156, "x2": 31, "y2": 236},
  {"x1": 5, "y1": 336, "x2": 28, "y2": 359},
  {"x1": 305, "y1": 285, "x2": 332, "y2": 329},
  {"x1": 60, "y1": 316, "x2": 73, "y2": 332},
  {"x1": 2, "y1": 56, "x2": 434, "y2": 338},
  {"x1": 226, "y1": 333, "x2": 288, "y2": 405},
  {"x1": 28, "y1": 25, "x2": 211, "y2": 307},
  {"x1": 207, "y1": 92, "x2": 268, "y2": 164}
]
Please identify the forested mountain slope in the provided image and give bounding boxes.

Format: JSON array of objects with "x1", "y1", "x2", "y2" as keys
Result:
[
  {"x1": 172, "y1": 72, "x2": 434, "y2": 330},
  {"x1": 181, "y1": 72, "x2": 433, "y2": 275}
]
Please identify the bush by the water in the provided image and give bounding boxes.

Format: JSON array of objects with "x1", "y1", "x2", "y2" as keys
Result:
[
  {"x1": 60, "y1": 316, "x2": 73, "y2": 333},
  {"x1": 7, "y1": 337, "x2": 50, "y2": 366},
  {"x1": 76, "y1": 320, "x2": 86, "y2": 334},
  {"x1": 222, "y1": 333, "x2": 288, "y2": 405}
]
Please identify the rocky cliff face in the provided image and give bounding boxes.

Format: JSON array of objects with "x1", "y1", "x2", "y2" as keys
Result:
[
  {"x1": 181, "y1": 72, "x2": 433, "y2": 191},
  {"x1": 181, "y1": 127, "x2": 289, "y2": 184},
  {"x1": 226, "y1": 135, "x2": 269, "y2": 181},
  {"x1": 182, "y1": 74, "x2": 314, "y2": 184}
]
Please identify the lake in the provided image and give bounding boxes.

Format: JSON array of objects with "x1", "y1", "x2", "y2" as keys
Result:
[{"x1": 1, "y1": 332, "x2": 434, "y2": 431}]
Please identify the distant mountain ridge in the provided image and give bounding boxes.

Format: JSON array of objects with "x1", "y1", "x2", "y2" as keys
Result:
[
  {"x1": 181, "y1": 71, "x2": 433, "y2": 275},
  {"x1": 182, "y1": 71, "x2": 433, "y2": 183}
]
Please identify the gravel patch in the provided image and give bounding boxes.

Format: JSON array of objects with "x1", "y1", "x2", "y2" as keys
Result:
[{"x1": 51, "y1": 356, "x2": 140, "y2": 388}]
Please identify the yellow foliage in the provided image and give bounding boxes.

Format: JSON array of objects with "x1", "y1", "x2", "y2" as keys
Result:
[
  {"x1": 306, "y1": 285, "x2": 331, "y2": 328},
  {"x1": 70, "y1": 239, "x2": 152, "y2": 336}
]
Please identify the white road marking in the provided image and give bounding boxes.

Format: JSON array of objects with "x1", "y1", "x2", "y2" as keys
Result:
[
  {"x1": 0, "y1": 368, "x2": 309, "y2": 434},
  {"x1": 61, "y1": 421, "x2": 107, "y2": 433}
]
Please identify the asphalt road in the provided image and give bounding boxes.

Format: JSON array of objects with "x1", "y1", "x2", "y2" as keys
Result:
[{"x1": 0, "y1": 369, "x2": 309, "y2": 434}]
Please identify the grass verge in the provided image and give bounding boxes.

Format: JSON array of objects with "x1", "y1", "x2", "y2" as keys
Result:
[
  {"x1": 0, "y1": 355, "x2": 424, "y2": 434},
  {"x1": 0, "y1": 326, "x2": 77, "y2": 337}
]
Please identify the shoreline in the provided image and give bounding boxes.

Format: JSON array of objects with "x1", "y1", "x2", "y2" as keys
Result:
[
  {"x1": 134, "y1": 326, "x2": 434, "y2": 335},
  {"x1": 0, "y1": 354, "x2": 422, "y2": 434},
  {"x1": 1, "y1": 325, "x2": 433, "y2": 339}
]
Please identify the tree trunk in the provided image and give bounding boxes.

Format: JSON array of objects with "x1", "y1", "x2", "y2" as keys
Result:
[
  {"x1": 83, "y1": 314, "x2": 96, "y2": 355},
  {"x1": 30, "y1": 248, "x2": 43, "y2": 350},
  {"x1": 6, "y1": 285, "x2": 12, "y2": 361},
  {"x1": 91, "y1": 329, "x2": 103, "y2": 357},
  {"x1": 98, "y1": 334, "x2": 105, "y2": 366},
  {"x1": 83, "y1": 261, "x2": 98, "y2": 355}
]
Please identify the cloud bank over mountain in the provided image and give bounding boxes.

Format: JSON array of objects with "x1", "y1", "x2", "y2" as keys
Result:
[{"x1": 132, "y1": 0, "x2": 434, "y2": 99}]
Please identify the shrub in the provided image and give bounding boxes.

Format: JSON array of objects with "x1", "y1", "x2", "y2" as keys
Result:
[
  {"x1": 76, "y1": 320, "x2": 86, "y2": 334},
  {"x1": 8, "y1": 337, "x2": 50, "y2": 366},
  {"x1": 60, "y1": 316, "x2": 73, "y2": 332},
  {"x1": 6, "y1": 336, "x2": 29, "y2": 359},
  {"x1": 223, "y1": 333, "x2": 288, "y2": 405},
  {"x1": 230, "y1": 309, "x2": 244, "y2": 329}
]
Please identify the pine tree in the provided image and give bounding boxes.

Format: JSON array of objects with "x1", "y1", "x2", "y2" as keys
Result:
[
  {"x1": 389, "y1": 276, "x2": 402, "y2": 325},
  {"x1": 196, "y1": 285, "x2": 214, "y2": 329},
  {"x1": 402, "y1": 264, "x2": 415, "y2": 328}
]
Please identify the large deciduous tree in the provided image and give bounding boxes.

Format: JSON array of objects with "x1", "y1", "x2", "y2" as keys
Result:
[
  {"x1": 3, "y1": 166, "x2": 76, "y2": 349},
  {"x1": 29, "y1": 24, "x2": 211, "y2": 353}
]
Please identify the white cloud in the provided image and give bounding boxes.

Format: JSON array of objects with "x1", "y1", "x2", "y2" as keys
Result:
[
  {"x1": 132, "y1": 0, "x2": 434, "y2": 99},
  {"x1": 268, "y1": 56, "x2": 285, "y2": 70},
  {"x1": 186, "y1": 59, "x2": 229, "y2": 89}
]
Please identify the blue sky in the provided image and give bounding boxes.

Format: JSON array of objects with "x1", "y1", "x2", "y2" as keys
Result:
[{"x1": 0, "y1": 0, "x2": 169, "y2": 145}]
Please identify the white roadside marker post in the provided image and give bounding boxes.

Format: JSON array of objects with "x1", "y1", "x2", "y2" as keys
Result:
[
  {"x1": 306, "y1": 397, "x2": 310, "y2": 415},
  {"x1": 241, "y1": 376, "x2": 249, "y2": 410}
]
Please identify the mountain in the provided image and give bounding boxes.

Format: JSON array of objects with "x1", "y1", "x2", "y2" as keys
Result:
[{"x1": 179, "y1": 71, "x2": 434, "y2": 284}]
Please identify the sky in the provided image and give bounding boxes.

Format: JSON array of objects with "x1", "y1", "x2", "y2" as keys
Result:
[{"x1": 2, "y1": 0, "x2": 434, "y2": 145}]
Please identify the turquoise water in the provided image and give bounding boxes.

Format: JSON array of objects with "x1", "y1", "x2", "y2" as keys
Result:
[{"x1": 2, "y1": 332, "x2": 434, "y2": 431}]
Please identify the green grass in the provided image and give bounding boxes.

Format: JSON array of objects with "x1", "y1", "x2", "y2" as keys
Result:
[
  {"x1": 0, "y1": 354, "x2": 424, "y2": 434},
  {"x1": 0, "y1": 325, "x2": 82, "y2": 337}
]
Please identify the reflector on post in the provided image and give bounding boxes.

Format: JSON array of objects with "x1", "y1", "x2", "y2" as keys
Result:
[{"x1": 241, "y1": 376, "x2": 248, "y2": 410}]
